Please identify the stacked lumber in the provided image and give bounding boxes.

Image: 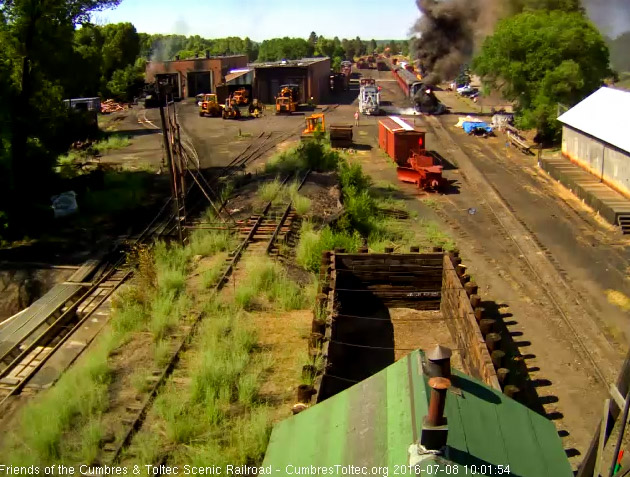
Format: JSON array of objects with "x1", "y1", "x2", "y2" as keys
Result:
[{"x1": 101, "y1": 99, "x2": 129, "y2": 114}]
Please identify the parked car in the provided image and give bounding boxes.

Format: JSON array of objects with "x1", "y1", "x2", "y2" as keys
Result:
[{"x1": 457, "y1": 85, "x2": 475, "y2": 95}]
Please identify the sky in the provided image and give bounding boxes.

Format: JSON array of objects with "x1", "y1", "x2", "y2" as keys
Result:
[{"x1": 93, "y1": 0, "x2": 420, "y2": 41}]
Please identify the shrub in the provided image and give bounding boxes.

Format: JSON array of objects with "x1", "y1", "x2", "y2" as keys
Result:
[{"x1": 296, "y1": 222, "x2": 362, "y2": 273}]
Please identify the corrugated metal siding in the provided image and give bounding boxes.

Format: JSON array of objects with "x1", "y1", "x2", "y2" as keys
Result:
[{"x1": 562, "y1": 126, "x2": 630, "y2": 198}]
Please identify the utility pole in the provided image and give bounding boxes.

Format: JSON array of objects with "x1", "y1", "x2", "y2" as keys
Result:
[{"x1": 157, "y1": 84, "x2": 183, "y2": 245}]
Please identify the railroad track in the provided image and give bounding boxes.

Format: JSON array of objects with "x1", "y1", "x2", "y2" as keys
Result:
[
  {"x1": 108, "y1": 168, "x2": 311, "y2": 464},
  {"x1": 424, "y1": 116, "x2": 613, "y2": 386},
  {"x1": 0, "y1": 199, "x2": 181, "y2": 413},
  {"x1": 0, "y1": 102, "x2": 303, "y2": 419},
  {"x1": 0, "y1": 267, "x2": 131, "y2": 406}
]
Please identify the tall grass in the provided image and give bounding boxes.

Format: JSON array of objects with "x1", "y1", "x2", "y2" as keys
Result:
[
  {"x1": 2, "y1": 228, "x2": 235, "y2": 462},
  {"x1": 95, "y1": 134, "x2": 131, "y2": 152},
  {"x1": 3, "y1": 339, "x2": 112, "y2": 464},
  {"x1": 82, "y1": 171, "x2": 147, "y2": 215},
  {"x1": 293, "y1": 155, "x2": 455, "y2": 272},
  {"x1": 257, "y1": 180, "x2": 312, "y2": 215},
  {"x1": 188, "y1": 228, "x2": 236, "y2": 257},
  {"x1": 149, "y1": 292, "x2": 190, "y2": 341},
  {"x1": 257, "y1": 180, "x2": 285, "y2": 204},
  {"x1": 265, "y1": 141, "x2": 339, "y2": 175},
  {"x1": 296, "y1": 222, "x2": 362, "y2": 273},
  {"x1": 234, "y1": 256, "x2": 310, "y2": 311},
  {"x1": 138, "y1": 300, "x2": 271, "y2": 466}
]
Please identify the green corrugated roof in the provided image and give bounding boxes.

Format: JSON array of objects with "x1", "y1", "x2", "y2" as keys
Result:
[{"x1": 262, "y1": 350, "x2": 572, "y2": 477}]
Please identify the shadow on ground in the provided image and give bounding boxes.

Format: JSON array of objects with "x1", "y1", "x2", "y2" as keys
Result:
[{"x1": 481, "y1": 299, "x2": 579, "y2": 459}]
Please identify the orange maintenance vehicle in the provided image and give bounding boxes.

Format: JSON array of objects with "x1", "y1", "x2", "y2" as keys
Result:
[
  {"x1": 232, "y1": 88, "x2": 250, "y2": 105},
  {"x1": 275, "y1": 84, "x2": 299, "y2": 114},
  {"x1": 301, "y1": 113, "x2": 325, "y2": 141}
]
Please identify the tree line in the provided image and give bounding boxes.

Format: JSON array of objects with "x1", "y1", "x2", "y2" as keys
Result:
[{"x1": 471, "y1": 0, "x2": 614, "y2": 141}]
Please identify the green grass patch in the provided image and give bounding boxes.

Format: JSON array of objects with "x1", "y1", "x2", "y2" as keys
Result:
[
  {"x1": 153, "y1": 339, "x2": 172, "y2": 367},
  {"x1": 94, "y1": 133, "x2": 131, "y2": 152},
  {"x1": 234, "y1": 256, "x2": 311, "y2": 311},
  {"x1": 257, "y1": 179, "x2": 285, "y2": 204},
  {"x1": 256, "y1": 180, "x2": 312, "y2": 215},
  {"x1": 188, "y1": 228, "x2": 236, "y2": 257},
  {"x1": 2, "y1": 223, "x2": 240, "y2": 463},
  {"x1": 2, "y1": 339, "x2": 112, "y2": 465},
  {"x1": 265, "y1": 141, "x2": 340, "y2": 175},
  {"x1": 296, "y1": 222, "x2": 362, "y2": 273},
  {"x1": 133, "y1": 301, "x2": 271, "y2": 466}
]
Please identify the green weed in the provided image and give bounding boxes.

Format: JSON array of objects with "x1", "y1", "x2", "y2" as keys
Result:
[
  {"x1": 95, "y1": 134, "x2": 131, "y2": 152},
  {"x1": 188, "y1": 229, "x2": 235, "y2": 257},
  {"x1": 77, "y1": 419, "x2": 104, "y2": 464},
  {"x1": 4, "y1": 340, "x2": 111, "y2": 464},
  {"x1": 234, "y1": 257, "x2": 308, "y2": 311},
  {"x1": 257, "y1": 180, "x2": 284, "y2": 203},
  {"x1": 296, "y1": 222, "x2": 362, "y2": 273},
  {"x1": 154, "y1": 339, "x2": 172, "y2": 367}
]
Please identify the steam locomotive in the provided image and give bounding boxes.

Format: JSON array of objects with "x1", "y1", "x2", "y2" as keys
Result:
[{"x1": 392, "y1": 64, "x2": 444, "y2": 114}]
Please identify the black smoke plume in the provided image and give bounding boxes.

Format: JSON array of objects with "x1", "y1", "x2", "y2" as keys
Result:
[{"x1": 411, "y1": 0, "x2": 481, "y2": 85}]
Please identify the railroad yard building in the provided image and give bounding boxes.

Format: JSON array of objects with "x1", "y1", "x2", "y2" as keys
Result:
[
  {"x1": 145, "y1": 53, "x2": 248, "y2": 99},
  {"x1": 146, "y1": 56, "x2": 331, "y2": 105},
  {"x1": 248, "y1": 57, "x2": 331, "y2": 104},
  {"x1": 558, "y1": 87, "x2": 630, "y2": 198}
]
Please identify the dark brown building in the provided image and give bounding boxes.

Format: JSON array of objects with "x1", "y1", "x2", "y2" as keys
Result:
[
  {"x1": 145, "y1": 54, "x2": 248, "y2": 99},
  {"x1": 250, "y1": 57, "x2": 330, "y2": 104}
]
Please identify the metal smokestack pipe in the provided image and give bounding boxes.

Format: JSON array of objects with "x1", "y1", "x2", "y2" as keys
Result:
[
  {"x1": 427, "y1": 377, "x2": 450, "y2": 427},
  {"x1": 425, "y1": 345, "x2": 452, "y2": 379},
  {"x1": 420, "y1": 376, "x2": 451, "y2": 450}
]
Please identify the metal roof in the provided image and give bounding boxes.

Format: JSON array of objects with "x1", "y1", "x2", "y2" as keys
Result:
[
  {"x1": 380, "y1": 117, "x2": 420, "y2": 133},
  {"x1": 225, "y1": 69, "x2": 252, "y2": 83},
  {"x1": 249, "y1": 57, "x2": 329, "y2": 69},
  {"x1": 263, "y1": 349, "x2": 572, "y2": 476},
  {"x1": 558, "y1": 87, "x2": 630, "y2": 154}
]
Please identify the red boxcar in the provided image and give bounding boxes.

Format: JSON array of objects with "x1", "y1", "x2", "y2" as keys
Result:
[{"x1": 378, "y1": 117, "x2": 426, "y2": 165}]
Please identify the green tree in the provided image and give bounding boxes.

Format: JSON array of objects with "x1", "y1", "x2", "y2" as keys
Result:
[
  {"x1": 3, "y1": 0, "x2": 121, "y2": 231},
  {"x1": 401, "y1": 40, "x2": 409, "y2": 57},
  {"x1": 107, "y1": 64, "x2": 144, "y2": 101},
  {"x1": 71, "y1": 23, "x2": 104, "y2": 96},
  {"x1": 387, "y1": 40, "x2": 399, "y2": 55},
  {"x1": 308, "y1": 31, "x2": 317, "y2": 46},
  {"x1": 257, "y1": 37, "x2": 312, "y2": 61},
  {"x1": 315, "y1": 38, "x2": 335, "y2": 57},
  {"x1": 369, "y1": 39, "x2": 377, "y2": 53},
  {"x1": 473, "y1": 10, "x2": 612, "y2": 141},
  {"x1": 341, "y1": 38, "x2": 354, "y2": 59},
  {"x1": 353, "y1": 36, "x2": 364, "y2": 56},
  {"x1": 508, "y1": 0, "x2": 582, "y2": 13},
  {"x1": 243, "y1": 36, "x2": 257, "y2": 61},
  {"x1": 332, "y1": 56, "x2": 342, "y2": 72},
  {"x1": 100, "y1": 22, "x2": 140, "y2": 91}
]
